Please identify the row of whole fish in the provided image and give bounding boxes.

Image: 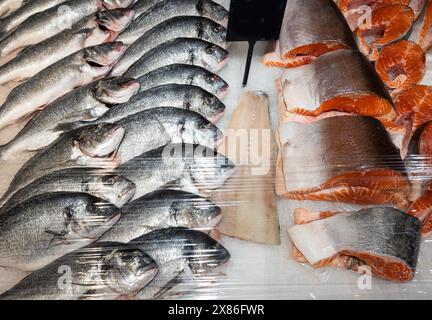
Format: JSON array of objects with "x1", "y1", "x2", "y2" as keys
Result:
[
  {"x1": 269, "y1": 0, "x2": 425, "y2": 282},
  {"x1": 0, "y1": 0, "x2": 233, "y2": 300}
]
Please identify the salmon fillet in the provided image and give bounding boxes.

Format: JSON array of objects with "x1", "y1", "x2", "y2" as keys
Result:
[
  {"x1": 408, "y1": 0, "x2": 432, "y2": 50},
  {"x1": 408, "y1": 183, "x2": 432, "y2": 236}
]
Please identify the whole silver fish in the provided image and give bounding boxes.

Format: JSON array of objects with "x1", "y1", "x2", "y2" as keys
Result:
[
  {"x1": 0, "y1": 123, "x2": 126, "y2": 207},
  {"x1": 0, "y1": 0, "x2": 134, "y2": 58},
  {"x1": 117, "y1": 0, "x2": 229, "y2": 45},
  {"x1": 115, "y1": 107, "x2": 222, "y2": 164},
  {"x1": 0, "y1": 77, "x2": 139, "y2": 159},
  {"x1": 0, "y1": 193, "x2": 121, "y2": 271},
  {"x1": 0, "y1": 169, "x2": 136, "y2": 213},
  {"x1": 110, "y1": 16, "x2": 227, "y2": 76},
  {"x1": 0, "y1": 0, "x2": 26, "y2": 19},
  {"x1": 0, "y1": 9, "x2": 135, "y2": 87},
  {"x1": 129, "y1": 227, "x2": 231, "y2": 300},
  {"x1": 0, "y1": 0, "x2": 67, "y2": 37},
  {"x1": 99, "y1": 189, "x2": 222, "y2": 243},
  {"x1": 125, "y1": 38, "x2": 228, "y2": 79},
  {"x1": 94, "y1": 84, "x2": 226, "y2": 124},
  {"x1": 0, "y1": 42, "x2": 126, "y2": 131},
  {"x1": 0, "y1": 242, "x2": 158, "y2": 300},
  {"x1": 115, "y1": 143, "x2": 235, "y2": 201},
  {"x1": 137, "y1": 64, "x2": 229, "y2": 99}
]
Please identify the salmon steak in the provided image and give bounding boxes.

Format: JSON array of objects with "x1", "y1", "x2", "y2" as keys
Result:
[
  {"x1": 279, "y1": 50, "x2": 396, "y2": 125},
  {"x1": 408, "y1": 0, "x2": 432, "y2": 50},
  {"x1": 375, "y1": 41, "x2": 426, "y2": 90},
  {"x1": 288, "y1": 207, "x2": 422, "y2": 282},
  {"x1": 276, "y1": 116, "x2": 410, "y2": 209},
  {"x1": 408, "y1": 182, "x2": 432, "y2": 236},
  {"x1": 356, "y1": 5, "x2": 415, "y2": 61},
  {"x1": 263, "y1": 0, "x2": 355, "y2": 68}
]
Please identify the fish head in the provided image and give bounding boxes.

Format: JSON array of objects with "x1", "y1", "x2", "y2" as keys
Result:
[
  {"x1": 96, "y1": 9, "x2": 135, "y2": 33},
  {"x1": 83, "y1": 174, "x2": 136, "y2": 208},
  {"x1": 195, "y1": 90, "x2": 226, "y2": 122},
  {"x1": 170, "y1": 195, "x2": 222, "y2": 229},
  {"x1": 178, "y1": 114, "x2": 222, "y2": 149},
  {"x1": 198, "y1": 20, "x2": 227, "y2": 47},
  {"x1": 101, "y1": 245, "x2": 158, "y2": 295},
  {"x1": 94, "y1": 77, "x2": 140, "y2": 104},
  {"x1": 199, "y1": 72, "x2": 229, "y2": 99},
  {"x1": 66, "y1": 197, "x2": 120, "y2": 239},
  {"x1": 102, "y1": 0, "x2": 135, "y2": 10},
  {"x1": 198, "y1": 1, "x2": 229, "y2": 26},
  {"x1": 190, "y1": 146, "x2": 235, "y2": 193},
  {"x1": 77, "y1": 123, "x2": 125, "y2": 158},
  {"x1": 199, "y1": 43, "x2": 229, "y2": 72},
  {"x1": 82, "y1": 42, "x2": 126, "y2": 78}
]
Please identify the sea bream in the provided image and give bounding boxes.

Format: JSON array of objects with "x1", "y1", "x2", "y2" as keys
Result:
[
  {"x1": 0, "y1": 42, "x2": 126, "y2": 131},
  {"x1": 136, "y1": 64, "x2": 229, "y2": 100},
  {"x1": 0, "y1": 0, "x2": 26, "y2": 19},
  {"x1": 0, "y1": 123, "x2": 125, "y2": 207},
  {"x1": 263, "y1": 0, "x2": 355, "y2": 68},
  {"x1": 99, "y1": 190, "x2": 222, "y2": 243},
  {"x1": 0, "y1": 9, "x2": 135, "y2": 89},
  {"x1": 93, "y1": 84, "x2": 226, "y2": 124},
  {"x1": 0, "y1": 0, "x2": 134, "y2": 59},
  {"x1": 276, "y1": 116, "x2": 410, "y2": 208},
  {"x1": 110, "y1": 16, "x2": 227, "y2": 77},
  {"x1": 116, "y1": 0, "x2": 229, "y2": 45},
  {"x1": 0, "y1": 169, "x2": 136, "y2": 213},
  {"x1": 125, "y1": 38, "x2": 228, "y2": 79},
  {"x1": 129, "y1": 227, "x2": 230, "y2": 300},
  {"x1": 0, "y1": 193, "x2": 121, "y2": 272},
  {"x1": 0, "y1": 77, "x2": 139, "y2": 159},
  {"x1": 0, "y1": 242, "x2": 158, "y2": 300},
  {"x1": 114, "y1": 107, "x2": 223, "y2": 164},
  {"x1": 288, "y1": 207, "x2": 422, "y2": 282},
  {"x1": 279, "y1": 49, "x2": 396, "y2": 125},
  {"x1": 115, "y1": 143, "x2": 235, "y2": 201}
]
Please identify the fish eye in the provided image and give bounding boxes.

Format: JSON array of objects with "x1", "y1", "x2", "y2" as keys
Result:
[
  {"x1": 104, "y1": 176, "x2": 116, "y2": 185},
  {"x1": 206, "y1": 46, "x2": 215, "y2": 54},
  {"x1": 214, "y1": 25, "x2": 224, "y2": 32},
  {"x1": 87, "y1": 203, "x2": 99, "y2": 213},
  {"x1": 205, "y1": 97, "x2": 215, "y2": 105}
]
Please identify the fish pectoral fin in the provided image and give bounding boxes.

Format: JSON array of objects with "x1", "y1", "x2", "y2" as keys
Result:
[
  {"x1": 52, "y1": 121, "x2": 82, "y2": 133},
  {"x1": 45, "y1": 230, "x2": 69, "y2": 249}
]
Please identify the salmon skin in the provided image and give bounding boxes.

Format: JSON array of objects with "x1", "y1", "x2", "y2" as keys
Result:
[
  {"x1": 375, "y1": 40, "x2": 426, "y2": 89},
  {"x1": 356, "y1": 5, "x2": 415, "y2": 61},
  {"x1": 288, "y1": 207, "x2": 422, "y2": 282},
  {"x1": 276, "y1": 116, "x2": 410, "y2": 209},
  {"x1": 263, "y1": 0, "x2": 355, "y2": 68},
  {"x1": 408, "y1": 0, "x2": 432, "y2": 50},
  {"x1": 279, "y1": 49, "x2": 396, "y2": 125}
]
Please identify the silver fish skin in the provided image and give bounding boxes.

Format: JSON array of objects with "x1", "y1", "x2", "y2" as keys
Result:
[
  {"x1": 0, "y1": 0, "x2": 134, "y2": 57},
  {"x1": 110, "y1": 16, "x2": 227, "y2": 76},
  {"x1": 115, "y1": 107, "x2": 223, "y2": 164},
  {"x1": 129, "y1": 227, "x2": 230, "y2": 300},
  {"x1": 98, "y1": 189, "x2": 222, "y2": 243},
  {"x1": 0, "y1": 0, "x2": 26, "y2": 19},
  {"x1": 0, "y1": 9, "x2": 135, "y2": 86},
  {"x1": 131, "y1": 0, "x2": 163, "y2": 18},
  {"x1": 0, "y1": 0, "x2": 67, "y2": 37},
  {"x1": 117, "y1": 0, "x2": 228, "y2": 45},
  {"x1": 94, "y1": 84, "x2": 226, "y2": 124},
  {"x1": 288, "y1": 207, "x2": 421, "y2": 281},
  {"x1": 0, "y1": 123, "x2": 126, "y2": 207},
  {"x1": 0, "y1": 77, "x2": 139, "y2": 159},
  {"x1": 115, "y1": 143, "x2": 235, "y2": 201},
  {"x1": 0, "y1": 42, "x2": 126, "y2": 131},
  {"x1": 0, "y1": 169, "x2": 136, "y2": 213},
  {"x1": 137, "y1": 64, "x2": 229, "y2": 99},
  {"x1": 125, "y1": 38, "x2": 228, "y2": 79},
  {"x1": 0, "y1": 193, "x2": 121, "y2": 272},
  {"x1": 0, "y1": 242, "x2": 158, "y2": 300}
]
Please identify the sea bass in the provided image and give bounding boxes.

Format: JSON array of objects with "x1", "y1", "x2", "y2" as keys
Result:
[
  {"x1": 0, "y1": 9, "x2": 135, "y2": 87},
  {"x1": 110, "y1": 16, "x2": 227, "y2": 76},
  {"x1": 0, "y1": 242, "x2": 158, "y2": 300},
  {"x1": 125, "y1": 38, "x2": 228, "y2": 79},
  {"x1": 0, "y1": 123, "x2": 125, "y2": 207},
  {"x1": 288, "y1": 207, "x2": 421, "y2": 282},
  {"x1": 129, "y1": 227, "x2": 230, "y2": 300},
  {"x1": 117, "y1": 0, "x2": 228, "y2": 45},
  {"x1": 99, "y1": 190, "x2": 222, "y2": 243},
  {"x1": 115, "y1": 143, "x2": 235, "y2": 201},
  {"x1": 0, "y1": 77, "x2": 139, "y2": 159},
  {"x1": 0, "y1": 0, "x2": 134, "y2": 58},
  {"x1": 0, "y1": 42, "x2": 126, "y2": 131},
  {"x1": 0, "y1": 193, "x2": 120, "y2": 271}
]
